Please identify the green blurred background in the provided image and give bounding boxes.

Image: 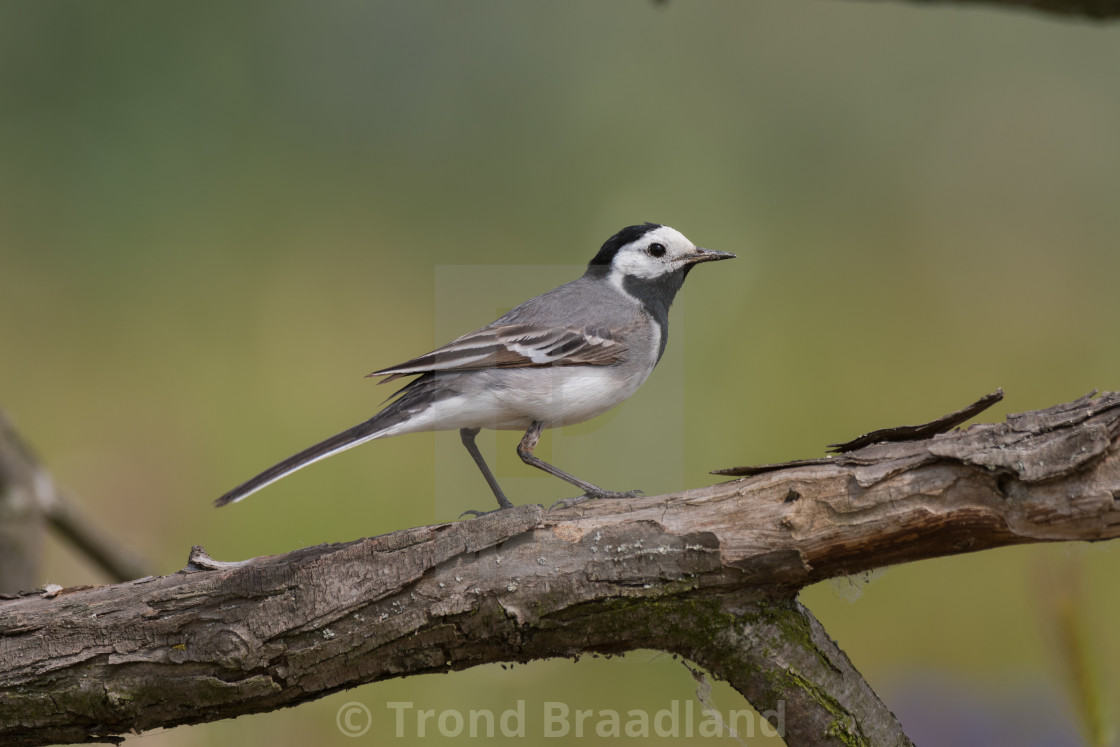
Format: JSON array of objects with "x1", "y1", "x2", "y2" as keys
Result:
[{"x1": 3, "y1": 0, "x2": 1119, "y2": 744}]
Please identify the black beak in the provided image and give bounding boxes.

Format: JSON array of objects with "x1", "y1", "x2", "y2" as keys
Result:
[{"x1": 680, "y1": 247, "x2": 736, "y2": 265}]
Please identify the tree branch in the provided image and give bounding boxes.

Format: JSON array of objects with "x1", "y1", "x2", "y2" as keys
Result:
[
  {"x1": 866, "y1": 0, "x2": 1120, "y2": 21},
  {"x1": 3, "y1": 391, "x2": 1120, "y2": 746},
  {"x1": 0, "y1": 412, "x2": 45, "y2": 594},
  {"x1": 0, "y1": 411, "x2": 150, "y2": 591}
]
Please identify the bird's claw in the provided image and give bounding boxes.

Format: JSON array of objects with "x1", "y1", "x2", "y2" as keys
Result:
[
  {"x1": 548, "y1": 488, "x2": 644, "y2": 510},
  {"x1": 549, "y1": 495, "x2": 591, "y2": 510},
  {"x1": 589, "y1": 488, "x2": 644, "y2": 500},
  {"x1": 459, "y1": 507, "x2": 503, "y2": 519},
  {"x1": 460, "y1": 495, "x2": 517, "y2": 519}
]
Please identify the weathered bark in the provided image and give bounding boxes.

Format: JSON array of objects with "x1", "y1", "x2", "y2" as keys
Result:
[{"x1": 3, "y1": 391, "x2": 1120, "y2": 746}]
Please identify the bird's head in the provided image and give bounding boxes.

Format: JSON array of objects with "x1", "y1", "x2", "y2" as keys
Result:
[{"x1": 587, "y1": 223, "x2": 735, "y2": 285}]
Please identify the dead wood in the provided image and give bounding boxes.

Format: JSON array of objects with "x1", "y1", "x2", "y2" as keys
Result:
[{"x1": 3, "y1": 391, "x2": 1120, "y2": 746}]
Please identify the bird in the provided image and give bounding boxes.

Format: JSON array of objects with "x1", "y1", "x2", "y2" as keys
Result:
[{"x1": 215, "y1": 223, "x2": 735, "y2": 511}]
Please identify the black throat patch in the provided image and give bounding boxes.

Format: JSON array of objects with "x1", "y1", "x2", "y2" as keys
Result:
[{"x1": 621, "y1": 269, "x2": 688, "y2": 364}]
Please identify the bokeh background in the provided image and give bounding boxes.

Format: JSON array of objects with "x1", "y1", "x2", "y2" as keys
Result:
[{"x1": 3, "y1": 1, "x2": 1119, "y2": 744}]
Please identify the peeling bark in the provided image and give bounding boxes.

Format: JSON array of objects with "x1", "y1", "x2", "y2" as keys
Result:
[{"x1": 3, "y1": 392, "x2": 1120, "y2": 746}]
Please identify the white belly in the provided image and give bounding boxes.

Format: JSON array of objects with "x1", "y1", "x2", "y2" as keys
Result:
[
  {"x1": 383, "y1": 365, "x2": 651, "y2": 436},
  {"x1": 489, "y1": 366, "x2": 648, "y2": 428}
]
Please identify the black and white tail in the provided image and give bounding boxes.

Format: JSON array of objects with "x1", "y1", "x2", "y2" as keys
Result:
[{"x1": 214, "y1": 420, "x2": 387, "y2": 506}]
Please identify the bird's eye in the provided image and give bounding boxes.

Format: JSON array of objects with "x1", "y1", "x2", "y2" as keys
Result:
[{"x1": 647, "y1": 243, "x2": 666, "y2": 258}]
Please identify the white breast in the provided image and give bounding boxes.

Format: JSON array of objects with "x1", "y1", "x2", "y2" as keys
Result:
[
  {"x1": 487, "y1": 365, "x2": 653, "y2": 429},
  {"x1": 381, "y1": 364, "x2": 654, "y2": 436}
]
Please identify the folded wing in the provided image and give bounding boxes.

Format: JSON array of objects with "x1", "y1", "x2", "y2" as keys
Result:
[{"x1": 369, "y1": 323, "x2": 626, "y2": 383}]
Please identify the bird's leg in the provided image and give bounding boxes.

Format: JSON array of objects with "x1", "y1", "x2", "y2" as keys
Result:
[
  {"x1": 517, "y1": 421, "x2": 642, "y2": 501},
  {"x1": 459, "y1": 427, "x2": 514, "y2": 514}
]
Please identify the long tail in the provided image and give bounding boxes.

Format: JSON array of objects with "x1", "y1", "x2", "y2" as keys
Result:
[{"x1": 214, "y1": 420, "x2": 387, "y2": 507}]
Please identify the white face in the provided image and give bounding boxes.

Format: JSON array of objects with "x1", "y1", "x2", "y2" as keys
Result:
[{"x1": 608, "y1": 225, "x2": 698, "y2": 280}]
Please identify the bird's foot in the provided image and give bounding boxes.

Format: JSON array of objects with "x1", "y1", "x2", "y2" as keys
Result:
[
  {"x1": 548, "y1": 495, "x2": 591, "y2": 510},
  {"x1": 587, "y1": 488, "x2": 643, "y2": 500},
  {"x1": 549, "y1": 488, "x2": 643, "y2": 510},
  {"x1": 459, "y1": 493, "x2": 517, "y2": 519},
  {"x1": 459, "y1": 508, "x2": 501, "y2": 519}
]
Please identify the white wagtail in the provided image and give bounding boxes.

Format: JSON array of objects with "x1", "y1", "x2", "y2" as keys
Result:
[{"x1": 215, "y1": 223, "x2": 734, "y2": 511}]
